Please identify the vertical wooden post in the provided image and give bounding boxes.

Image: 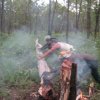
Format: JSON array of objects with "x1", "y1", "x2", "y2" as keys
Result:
[{"x1": 68, "y1": 63, "x2": 77, "y2": 100}]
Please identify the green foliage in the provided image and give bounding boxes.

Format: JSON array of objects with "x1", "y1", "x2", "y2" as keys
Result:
[
  {"x1": 3, "y1": 69, "x2": 39, "y2": 88},
  {"x1": 96, "y1": 40, "x2": 100, "y2": 49},
  {"x1": 91, "y1": 93, "x2": 100, "y2": 100},
  {"x1": 95, "y1": 35, "x2": 100, "y2": 58},
  {"x1": 0, "y1": 88, "x2": 10, "y2": 97},
  {"x1": 0, "y1": 32, "x2": 100, "y2": 99},
  {"x1": 0, "y1": 32, "x2": 40, "y2": 92},
  {"x1": 95, "y1": 83, "x2": 100, "y2": 90}
]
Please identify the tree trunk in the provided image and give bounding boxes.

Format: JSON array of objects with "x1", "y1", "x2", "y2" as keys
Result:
[
  {"x1": 75, "y1": 0, "x2": 78, "y2": 33},
  {"x1": 59, "y1": 60, "x2": 71, "y2": 100},
  {"x1": 0, "y1": 0, "x2": 5, "y2": 34},
  {"x1": 87, "y1": 0, "x2": 91, "y2": 38},
  {"x1": 8, "y1": 0, "x2": 13, "y2": 34},
  {"x1": 94, "y1": 2, "x2": 100, "y2": 38},
  {"x1": 34, "y1": 13, "x2": 38, "y2": 34},
  {"x1": 48, "y1": 0, "x2": 52, "y2": 36},
  {"x1": 68, "y1": 63, "x2": 77, "y2": 100},
  {"x1": 66, "y1": 0, "x2": 70, "y2": 42},
  {"x1": 51, "y1": 0, "x2": 57, "y2": 34},
  {"x1": 77, "y1": 0, "x2": 83, "y2": 31},
  {"x1": 59, "y1": 61, "x2": 77, "y2": 100},
  {"x1": 59, "y1": 12, "x2": 66, "y2": 33},
  {"x1": 28, "y1": 0, "x2": 32, "y2": 34}
]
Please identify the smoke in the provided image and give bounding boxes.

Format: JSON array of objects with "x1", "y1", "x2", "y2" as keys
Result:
[
  {"x1": 54, "y1": 32, "x2": 98, "y2": 56},
  {"x1": 0, "y1": 30, "x2": 99, "y2": 87},
  {"x1": 0, "y1": 28, "x2": 38, "y2": 82},
  {"x1": 53, "y1": 32, "x2": 99, "y2": 85},
  {"x1": 86, "y1": 59, "x2": 100, "y2": 83},
  {"x1": 74, "y1": 58, "x2": 91, "y2": 85},
  {"x1": 42, "y1": 67, "x2": 60, "y2": 80}
]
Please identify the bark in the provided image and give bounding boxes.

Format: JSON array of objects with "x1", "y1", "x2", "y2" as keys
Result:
[
  {"x1": 8, "y1": 0, "x2": 13, "y2": 34},
  {"x1": 34, "y1": 13, "x2": 38, "y2": 34},
  {"x1": 0, "y1": 0, "x2": 5, "y2": 34},
  {"x1": 77, "y1": 0, "x2": 83, "y2": 30},
  {"x1": 51, "y1": 0, "x2": 57, "y2": 34},
  {"x1": 59, "y1": 62, "x2": 77, "y2": 100},
  {"x1": 28, "y1": 0, "x2": 32, "y2": 34},
  {"x1": 59, "y1": 60, "x2": 71, "y2": 100},
  {"x1": 87, "y1": 0, "x2": 91, "y2": 38},
  {"x1": 59, "y1": 12, "x2": 66, "y2": 33},
  {"x1": 94, "y1": 2, "x2": 100, "y2": 38},
  {"x1": 66, "y1": 0, "x2": 70, "y2": 42},
  {"x1": 68, "y1": 63, "x2": 77, "y2": 100},
  {"x1": 48, "y1": 0, "x2": 52, "y2": 36},
  {"x1": 76, "y1": 0, "x2": 78, "y2": 32}
]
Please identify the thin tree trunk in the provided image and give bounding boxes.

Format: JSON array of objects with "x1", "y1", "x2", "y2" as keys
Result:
[
  {"x1": 48, "y1": 0, "x2": 52, "y2": 36},
  {"x1": 77, "y1": 0, "x2": 83, "y2": 31},
  {"x1": 0, "y1": 0, "x2": 5, "y2": 34},
  {"x1": 94, "y1": 2, "x2": 100, "y2": 38},
  {"x1": 51, "y1": 0, "x2": 57, "y2": 34},
  {"x1": 81, "y1": 7, "x2": 87, "y2": 33},
  {"x1": 34, "y1": 13, "x2": 38, "y2": 34},
  {"x1": 28, "y1": 0, "x2": 32, "y2": 34},
  {"x1": 75, "y1": 0, "x2": 78, "y2": 33},
  {"x1": 66, "y1": 0, "x2": 70, "y2": 42},
  {"x1": 8, "y1": 0, "x2": 13, "y2": 34},
  {"x1": 59, "y1": 12, "x2": 66, "y2": 33},
  {"x1": 87, "y1": 0, "x2": 91, "y2": 38}
]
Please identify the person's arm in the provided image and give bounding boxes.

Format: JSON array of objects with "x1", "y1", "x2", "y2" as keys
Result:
[{"x1": 40, "y1": 43, "x2": 60, "y2": 59}]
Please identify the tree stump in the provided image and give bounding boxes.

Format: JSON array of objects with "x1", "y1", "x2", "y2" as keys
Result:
[
  {"x1": 59, "y1": 60, "x2": 77, "y2": 100},
  {"x1": 68, "y1": 63, "x2": 77, "y2": 100}
]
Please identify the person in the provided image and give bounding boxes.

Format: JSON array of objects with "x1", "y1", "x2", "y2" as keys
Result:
[
  {"x1": 39, "y1": 35, "x2": 75, "y2": 62},
  {"x1": 38, "y1": 35, "x2": 75, "y2": 99},
  {"x1": 39, "y1": 35, "x2": 75, "y2": 82}
]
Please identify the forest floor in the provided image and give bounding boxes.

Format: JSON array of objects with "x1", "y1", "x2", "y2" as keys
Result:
[
  {"x1": 0, "y1": 80, "x2": 100, "y2": 100},
  {"x1": 0, "y1": 82, "x2": 39, "y2": 100}
]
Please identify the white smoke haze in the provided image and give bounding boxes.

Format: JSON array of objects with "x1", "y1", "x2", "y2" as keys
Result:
[
  {"x1": 54, "y1": 32, "x2": 98, "y2": 56},
  {"x1": 74, "y1": 58, "x2": 91, "y2": 85},
  {"x1": 53, "y1": 32, "x2": 98, "y2": 85},
  {"x1": 0, "y1": 29, "x2": 37, "y2": 81},
  {"x1": 0, "y1": 29, "x2": 98, "y2": 86}
]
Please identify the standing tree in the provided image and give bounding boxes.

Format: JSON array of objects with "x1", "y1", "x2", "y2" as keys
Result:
[
  {"x1": 87, "y1": 0, "x2": 91, "y2": 38},
  {"x1": 77, "y1": 0, "x2": 82, "y2": 31},
  {"x1": 94, "y1": 1, "x2": 100, "y2": 38},
  {"x1": 27, "y1": 0, "x2": 33, "y2": 34},
  {"x1": 51, "y1": 0, "x2": 57, "y2": 34},
  {"x1": 48, "y1": 0, "x2": 52, "y2": 35},
  {"x1": 34, "y1": 11, "x2": 39, "y2": 34},
  {"x1": 7, "y1": 0, "x2": 13, "y2": 34},
  {"x1": 0, "y1": 0, "x2": 5, "y2": 34},
  {"x1": 66, "y1": 0, "x2": 70, "y2": 42},
  {"x1": 75, "y1": 0, "x2": 78, "y2": 32}
]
